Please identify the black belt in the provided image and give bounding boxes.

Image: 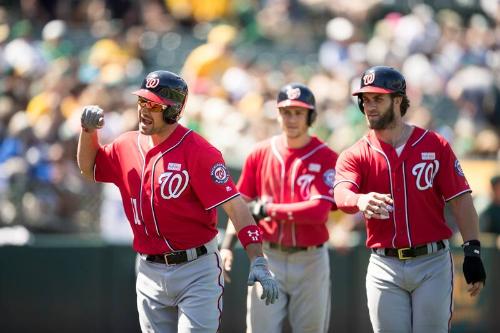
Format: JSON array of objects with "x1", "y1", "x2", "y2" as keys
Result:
[
  {"x1": 266, "y1": 242, "x2": 324, "y2": 254},
  {"x1": 145, "y1": 245, "x2": 208, "y2": 265},
  {"x1": 372, "y1": 240, "x2": 446, "y2": 260}
]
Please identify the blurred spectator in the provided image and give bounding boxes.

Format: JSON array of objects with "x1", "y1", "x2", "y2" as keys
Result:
[{"x1": 480, "y1": 175, "x2": 500, "y2": 237}]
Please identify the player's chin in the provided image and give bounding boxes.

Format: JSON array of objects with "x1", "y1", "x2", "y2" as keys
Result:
[{"x1": 139, "y1": 122, "x2": 153, "y2": 134}]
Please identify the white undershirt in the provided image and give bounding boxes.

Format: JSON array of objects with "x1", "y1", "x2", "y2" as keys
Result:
[{"x1": 395, "y1": 144, "x2": 405, "y2": 156}]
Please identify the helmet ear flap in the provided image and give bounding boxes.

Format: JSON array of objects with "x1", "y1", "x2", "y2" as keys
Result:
[
  {"x1": 162, "y1": 106, "x2": 180, "y2": 124},
  {"x1": 307, "y1": 110, "x2": 317, "y2": 126},
  {"x1": 357, "y1": 96, "x2": 364, "y2": 113}
]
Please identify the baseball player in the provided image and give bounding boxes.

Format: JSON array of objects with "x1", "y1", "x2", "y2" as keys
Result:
[
  {"x1": 220, "y1": 83, "x2": 338, "y2": 333},
  {"x1": 333, "y1": 66, "x2": 486, "y2": 333},
  {"x1": 77, "y1": 70, "x2": 279, "y2": 333}
]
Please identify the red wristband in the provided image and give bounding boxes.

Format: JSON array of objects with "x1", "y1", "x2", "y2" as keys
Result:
[{"x1": 237, "y1": 225, "x2": 263, "y2": 249}]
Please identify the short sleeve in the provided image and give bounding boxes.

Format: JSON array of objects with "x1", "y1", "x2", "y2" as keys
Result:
[
  {"x1": 333, "y1": 149, "x2": 362, "y2": 189},
  {"x1": 189, "y1": 146, "x2": 239, "y2": 209},
  {"x1": 434, "y1": 141, "x2": 471, "y2": 201},
  {"x1": 94, "y1": 143, "x2": 120, "y2": 184},
  {"x1": 236, "y1": 151, "x2": 258, "y2": 199}
]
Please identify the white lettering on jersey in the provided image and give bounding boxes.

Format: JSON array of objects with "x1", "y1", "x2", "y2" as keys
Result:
[
  {"x1": 308, "y1": 163, "x2": 321, "y2": 172},
  {"x1": 421, "y1": 152, "x2": 435, "y2": 160},
  {"x1": 297, "y1": 174, "x2": 315, "y2": 199},
  {"x1": 130, "y1": 198, "x2": 141, "y2": 225},
  {"x1": 167, "y1": 163, "x2": 181, "y2": 171},
  {"x1": 412, "y1": 160, "x2": 439, "y2": 191},
  {"x1": 159, "y1": 170, "x2": 189, "y2": 199}
]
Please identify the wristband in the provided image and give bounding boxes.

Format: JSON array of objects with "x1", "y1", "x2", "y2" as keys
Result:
[{"x1": 237, "y1": 225, "x2": 263, "y2": 249}]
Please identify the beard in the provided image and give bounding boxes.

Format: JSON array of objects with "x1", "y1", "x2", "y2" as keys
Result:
[{"x1": 367, "y1": 100, "x2": 395, "y2": 130}]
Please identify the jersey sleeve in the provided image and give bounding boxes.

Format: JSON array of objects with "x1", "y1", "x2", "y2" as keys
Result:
[
  {"x1": 333, "y1": 149, "x2": 362, "y2": 190},
  {"x1": 236, "y1": 150, "x2": 258, "y2": 199},
  {"x1": 434, "y1": 141, "x2": 471, "y2": 201},
  {"x1": 94, "y1": 143, "x2": 120, "y2": 184},
  {"x1": 189, "y1": 146, "x2": 239, "y2": 210}
]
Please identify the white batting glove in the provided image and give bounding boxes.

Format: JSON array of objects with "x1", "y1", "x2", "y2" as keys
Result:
[
  {"x1": 247, "y1": 256, "x2": 279, "y2": 305},
  {"x1": 81, "y1": 105, "x2": 104, "y2": 132}
]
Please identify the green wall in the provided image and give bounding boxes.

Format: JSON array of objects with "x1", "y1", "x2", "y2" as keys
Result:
[{"x1": 0, "y1": 235, "x2": 497, "y2": 333}]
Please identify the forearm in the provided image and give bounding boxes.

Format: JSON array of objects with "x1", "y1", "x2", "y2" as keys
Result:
[
  {"x1": 77, "y1": 130, "x2": 100, "y2": 180},
  {"x1": 222, "y1": 196, "x2": 264, "y2": 260},
  {"x1": 221, "y1": 221, "x2": 238, "y2": 250},
  {"x1": 333, "y1": 182, "x2": 361, "y2": 214},
  {"x1": 448, "y1": 193, "x2": 480, "y2": 242},
  {"x1": 266, "y1": 200, "x2": 332, "y2": 224}
]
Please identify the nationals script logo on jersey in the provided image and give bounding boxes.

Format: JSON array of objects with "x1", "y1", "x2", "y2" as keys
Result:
[
  {"x1": 159, "y1": 171, "x2": 189, "y2": 199},
  {"x1": 297, "y1": 174, "x2": 315, "y2": 199},
  {"x1": 412, "y1": 160, "x2": 439, "y2": 191}
]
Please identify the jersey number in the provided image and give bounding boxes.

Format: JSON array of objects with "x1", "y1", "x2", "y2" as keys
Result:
[
  {"x1": 412, "y1": 160, "x2": 439, "y2": 191},
  {"x1": 159, "y1": 171, "x2": 189, "y2": 199}
]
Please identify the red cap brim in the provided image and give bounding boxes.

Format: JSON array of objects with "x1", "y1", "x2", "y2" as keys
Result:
[
  {"x1": 352, "y1": 86, "x2": 394, "y2": 96},
  {"x1": 132, "y1": 89, "x2": 175, "y2": 106},
  {"x1": 277, "y1": 100, "x2": 314, "y2": 109}
]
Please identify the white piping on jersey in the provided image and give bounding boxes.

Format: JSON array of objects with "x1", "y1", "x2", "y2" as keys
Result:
[
  {"x1": 206, "y1": 193, "x2": 240, "y2": 210},
  {"x1": 445, "y1": 189, "x2": 472, "y2": 202},
  {"x1": 270, "y1": 137, "x2": 286, "y2": 245},
  {"x1": 310, "y1": 194, "x2": 335, "y2": 203},
  {"x1": 363, "y1": 138, "x2": 398, "y2": 248},
  {"x1": 402, "y1": 161, "x2": 412, "y2": 247},
  {"x1": 332, "y1": 179, "x2": 359, "y2": 190},
  {"x1": 411, "y1": 129, "x2": 428, "y2": 147},
  {"x1": 147, "y1": 129, "x2": 193, "y2": 252},
  {"x1": 137, "y1": 134, "x2": 150, "y2": 236}
]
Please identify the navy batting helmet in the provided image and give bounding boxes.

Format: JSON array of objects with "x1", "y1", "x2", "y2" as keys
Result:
[
  {"x1": 352, "y1": 66, "x2": 406, "y2": 113},
  {"x1": 277, "y1": 83, "x2": 316, "y2": 126},
  {"x1": 132, "y1": 70, "x2": 188, "y2": 124}
]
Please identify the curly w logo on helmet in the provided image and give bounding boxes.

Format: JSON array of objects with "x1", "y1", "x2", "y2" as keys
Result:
[{"x1": 145, "y1": 78, "x2": 160, "y2": 88}]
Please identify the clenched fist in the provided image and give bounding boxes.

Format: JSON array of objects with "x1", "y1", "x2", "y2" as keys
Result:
[{"x1": 81, "y1": 105, "x2": 104, "y2": 132}]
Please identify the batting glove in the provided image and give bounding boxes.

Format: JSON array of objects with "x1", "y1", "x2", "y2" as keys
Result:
[
  {"x1": 81, "y1": 105, "x2": 104, "y2": 132},
  {"x1": 462, "y1": 240, "x2": 486, "y2": 285},
  {"x1": 248, "y1": 200, "x2": 268, "y2": 221},
  {"x1": 247, "y1": 256, "x2": 278, "y2": 305}
]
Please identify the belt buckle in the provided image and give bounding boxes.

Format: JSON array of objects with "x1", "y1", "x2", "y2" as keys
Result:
[
  {"x1": 163, "y1": 252, "x2": 177, "y2": 265},
  {"x1": 397, "y1": 248, "x2": 412, "y2": 260}
]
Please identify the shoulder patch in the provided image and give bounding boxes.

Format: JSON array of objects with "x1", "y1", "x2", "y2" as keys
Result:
[
  {"x1": 323, "y1": 169, "x2": 335, "y2": 188},
  {"x1": 211, "y1": 163, "x2": 230, "y2": 184},
  {"x1": 454, "y1": 160, "x2": 464, "y2": 177}
]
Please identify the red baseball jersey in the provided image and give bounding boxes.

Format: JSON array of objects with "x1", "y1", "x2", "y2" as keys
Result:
[
  {"x1": 237, "y1": 135, "x2": 338, "y2": 246},
  {"x1": 93, "y1": 124, "x2": 239, "y2": 254},
  {"x1": 334, "y1": 126, "x2": 471, "y2": 248}
]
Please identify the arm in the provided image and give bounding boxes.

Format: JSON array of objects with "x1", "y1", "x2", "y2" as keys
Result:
[
  {"x1": 77, "y1": 106, "x2": 104, "y2": 181},
  {"x1": 448, "y1": 192, "x2": 486, "y2": 297},
  {"x1": 263, "y1": 199, "x2": 332, "y2": 225},
  {"x1": 221, "y1": 196, "x2": 278, "y2": 305},
  {"x1": 334, "y1": 182, "x2": 393, "y2": 219}
]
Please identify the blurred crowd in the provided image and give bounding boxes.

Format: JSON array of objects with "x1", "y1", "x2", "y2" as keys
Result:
[{"x1": 0, "y1": 0, "x2": 498, "y2": 236}]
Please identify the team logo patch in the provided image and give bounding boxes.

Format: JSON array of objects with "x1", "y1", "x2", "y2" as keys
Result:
[
  {"x1": 308, "y1": 163, "x2": 321, "y2": 172},
  {"x1": 145, "y1": 76, "x2": 160, "y2": 88},
  {"x1": 167, "y1": 162, "x2": 181, "y2": 171},
  {"x1": 454, "y1": 160, "x2": 464, "y2": 177},
  {"x1": 421, "y1": 152, "x2": 435, "y2": 160},
  {"x1": 286, "y1": 87, "x2": 301, "y2": 100},
  {"x1": 211, "y1": 163, "x2": 229, "y2": 184},
  {"x1": 363, "y1": 72, "x2": 375, "y2": 85},
  {"x1": 323, "y1": 169, "x2": 335, "y2": 188}
]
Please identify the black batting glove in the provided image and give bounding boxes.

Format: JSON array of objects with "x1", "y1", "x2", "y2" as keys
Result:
[
  {"x1": 462, "y1": 240, "x2": 486, "y2": 285},
  {"x1": 248, "y1": 200, "x2": 268, "y2": 221}
]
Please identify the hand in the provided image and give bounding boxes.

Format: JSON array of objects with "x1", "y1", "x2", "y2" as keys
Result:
[
  {"x1": 248, "y1": 200, "x2": 268, "y2": 221},
  {"x1": 220, "y1": 248, "x2": 233, "y2": 283},
  {"x1": 81, "y1": 105, "x2": 104, "y2": 132},
  {"x1": 357, "y1": 192, "x2": 393, "y2": 219},
  {"x1": 462, "y1": 240, "x2": 486, "y2": 296},
  {"x1": 247, "y1": 256, "x2": 279, "y2": 305}
]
